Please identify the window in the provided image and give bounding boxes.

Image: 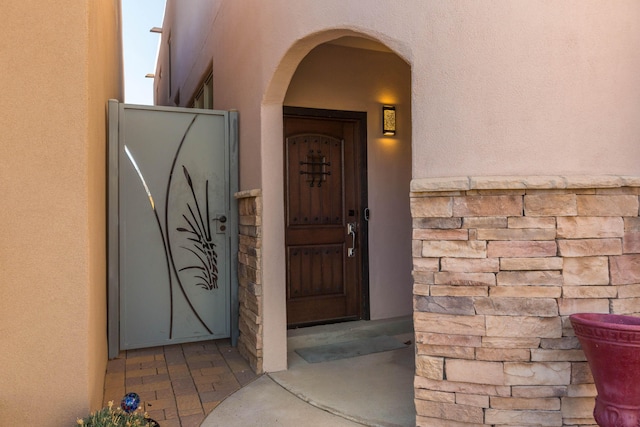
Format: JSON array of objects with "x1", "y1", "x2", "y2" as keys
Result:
[
  {"x1": 192, "y1": 71, "x2": 213, "y2": 109},
  {"x1": 167, "y1": 35, "x2": 172, "y2": 96}
]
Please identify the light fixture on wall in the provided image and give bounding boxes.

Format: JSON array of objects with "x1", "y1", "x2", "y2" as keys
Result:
[{"x1": 382, "y1": 105, "x2": 396, "y2": 136}]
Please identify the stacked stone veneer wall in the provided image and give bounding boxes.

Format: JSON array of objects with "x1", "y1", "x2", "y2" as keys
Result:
[
  {"x1": 235, "y1": 189, "x2": 263, "y2": 374},
  {"x1": 411, "y1": 176, "x2": 640, "y2": 427}
]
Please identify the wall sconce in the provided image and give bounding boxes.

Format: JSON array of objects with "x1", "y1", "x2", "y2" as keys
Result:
[{"x1": 383, "y1": 105, "x2": 396, "y2": 136}]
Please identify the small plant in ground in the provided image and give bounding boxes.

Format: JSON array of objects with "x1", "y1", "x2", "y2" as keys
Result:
[{"x1": 76, "y1": 401, "x2": 155, "y2": 427}]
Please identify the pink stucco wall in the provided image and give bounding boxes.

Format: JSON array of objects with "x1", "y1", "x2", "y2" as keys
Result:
[
  {"x1": 0, "y1": 1, "x2": 123, "y2": 424},
  {"x1": 158, "y1": 0, "x2": 640, "y2": 184},
  {"x1": 156, "y1": 0, "x2": 640, "y2": 372}
]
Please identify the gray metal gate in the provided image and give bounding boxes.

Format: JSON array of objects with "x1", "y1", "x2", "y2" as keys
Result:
[{"x1": 107, "y1": 101, "x2": 238, "y2": 358}]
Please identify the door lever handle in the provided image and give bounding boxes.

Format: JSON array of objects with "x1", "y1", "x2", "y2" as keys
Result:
[
  {"x1": 347, "y1": 222, "x2": 356, "y2": 257},
  {"x1": 211, "y1": 214, "x2": 227, "y2": 233},
  {"x1": 211, "y1": 215, "x2": 227, "y2": 223}
]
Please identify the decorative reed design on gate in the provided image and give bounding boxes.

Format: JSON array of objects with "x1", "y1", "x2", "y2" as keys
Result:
[{"x1": 177, "y1": 165, "x2": 219, "y2": 290}]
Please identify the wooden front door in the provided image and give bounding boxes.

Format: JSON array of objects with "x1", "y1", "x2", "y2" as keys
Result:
[{"x1": 284, "y1": 107, "x2": 368, "y2": 327}]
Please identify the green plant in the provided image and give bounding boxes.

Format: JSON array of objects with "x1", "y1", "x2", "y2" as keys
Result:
[{"x1": 76, "y1": 401, "x2": 154, "y2": 427}]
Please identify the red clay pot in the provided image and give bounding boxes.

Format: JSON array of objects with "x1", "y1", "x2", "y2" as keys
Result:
[{"x1": 570, "y1": 313, "x2": 640, "y2": 427}]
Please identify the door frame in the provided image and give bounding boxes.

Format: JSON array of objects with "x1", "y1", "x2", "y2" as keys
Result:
[{"x1": 283, "y1": 106, "x2": 370, "y2": 322}]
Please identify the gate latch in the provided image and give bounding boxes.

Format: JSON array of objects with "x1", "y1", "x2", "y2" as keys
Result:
[{"x1": 212, "y1": 215, "x2": 227, "y2": 233}]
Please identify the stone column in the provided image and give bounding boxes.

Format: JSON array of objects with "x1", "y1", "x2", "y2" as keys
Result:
[{"x1": 235, "y1": 190, "x2": 264, "y2": 374}]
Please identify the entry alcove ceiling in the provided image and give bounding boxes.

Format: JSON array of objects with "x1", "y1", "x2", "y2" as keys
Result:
[{"x1": 327, "y1": 36, "x2": 393, "y2": 53}]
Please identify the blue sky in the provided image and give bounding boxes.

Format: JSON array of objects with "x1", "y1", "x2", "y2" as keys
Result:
[{"x1": 122, "y1": 0, "x2": 167, "y2": 105}]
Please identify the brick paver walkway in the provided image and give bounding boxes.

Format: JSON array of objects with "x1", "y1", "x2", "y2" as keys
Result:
[{"x1": 103, "y1": 339, "x2": 259, "y2": 427}]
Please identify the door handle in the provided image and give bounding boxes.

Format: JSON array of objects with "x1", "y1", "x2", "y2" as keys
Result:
[
  {"x1": 211, "y1": 215, "x2": 227, "y2": 233},
  {"x1": 212, "y1": 215, "x2": 227, "y2": 223},
  {"x1": 347, "y1": 222, "x2": 356, "y2": 257}
]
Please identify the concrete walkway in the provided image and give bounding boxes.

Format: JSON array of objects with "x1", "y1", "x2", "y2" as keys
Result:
[
  {"x1": 202, "y1": 317, "x2": 415, "y2": 427},
  {"x1": 200, "y1": 375, "x2": 365, "y2": 426}
]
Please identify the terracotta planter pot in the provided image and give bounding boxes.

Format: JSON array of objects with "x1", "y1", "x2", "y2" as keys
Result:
[{"x1": 570, "y1": 313, "x2": 640, "y2": 427}]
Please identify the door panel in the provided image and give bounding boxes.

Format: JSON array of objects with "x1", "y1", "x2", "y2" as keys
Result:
[
  {"x1": 284, "y1": 110, "x2": 367, "y2": 326},
  {"x1": 108, "y1": 102, "x2": 238, "y2": 356}
]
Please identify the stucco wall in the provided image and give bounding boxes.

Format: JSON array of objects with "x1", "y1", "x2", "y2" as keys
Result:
[
  {"x1": 157, "y1": 0, "x2": 640, "y2": 372},
  {"x1": 87, "y1": 0, "x2": 124, "y2": 414},
  {"x1": 158, "y1": 0, "x2": 640, "y2": 185},
  {"x1": 411, "y1": 1, "x2": 640, "y2": 178},
  {"x1": 0, "y1": 1, "x2": 122, "y2": 424}
]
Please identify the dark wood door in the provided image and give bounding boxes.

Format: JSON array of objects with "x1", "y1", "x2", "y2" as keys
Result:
[{"x1": 284, "y1": 108, "x2": 368, "y2": 327}]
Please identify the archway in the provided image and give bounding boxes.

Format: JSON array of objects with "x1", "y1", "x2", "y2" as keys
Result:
[
  {"x1": 284, "y1": 36, "x2": 413, "y2": 324},
  {"x1": 256, "y1": 32, "x2": 415, "y2": 425},
  {"x1": 259, "y1": 31, "x2": 413, "y2": 372}
]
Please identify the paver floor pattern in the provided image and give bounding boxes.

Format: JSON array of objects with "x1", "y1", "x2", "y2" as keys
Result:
[{"x1": 103, "y1": 339, "x2": 258, "y2": 427}]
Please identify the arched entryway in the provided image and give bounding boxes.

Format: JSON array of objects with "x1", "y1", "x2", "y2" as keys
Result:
[
  {"x1": 257, "y1": 33, "x2": 416, "y2": 425},
  {"x1": 255, "y1": 31, "x2": 413, "y2": 375},
  {"x1": 283, "y1": 36, "x2": 413, "y2": 328}
]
